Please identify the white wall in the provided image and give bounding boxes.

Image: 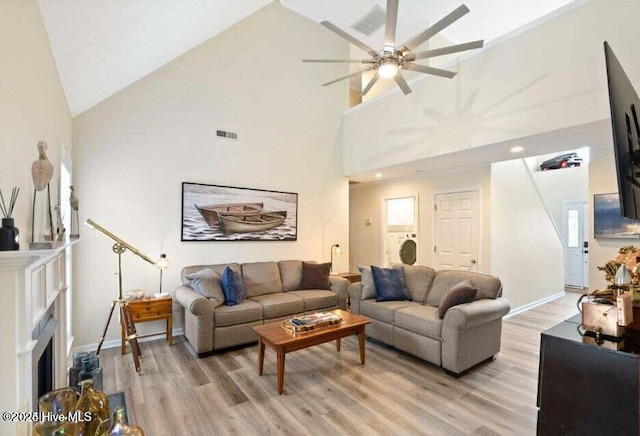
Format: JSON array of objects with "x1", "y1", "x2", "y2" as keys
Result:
[
  {"x1": 72, "y1": 3, "x2": 350, "y2": 347},
  {"x1": 0, "y1": 0, "x2": 72, "y2": 241},
  {"x1": 343, "y1": 0, "x2": 640, "y2": 175},
  {"x1": 491, "y1": 159, "x2": 564, "y2": 310},
  {"x1": 532, "y1": 165, "x2": 589, "y2": 233},
  {"x1": 349, "y1": 165, "x2": 491, "y2": 272}
]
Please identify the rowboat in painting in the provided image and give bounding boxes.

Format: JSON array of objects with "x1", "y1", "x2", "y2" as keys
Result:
[
  {"x1": 216, "y1": 211, "x2": 287, "y2": 234},
  {"x1": 195, "y1": 203, "x2": 263, "y2": 226}
]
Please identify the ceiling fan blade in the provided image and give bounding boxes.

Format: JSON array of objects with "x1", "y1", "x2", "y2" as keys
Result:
[
  {"x1": 361, "y1": 71, "x2": 380, "y2": 96},
  {"x1": 404, "y1": 63, "x2": 457, "y2": 79},
  {"x1": 303, "y1": 59, "x2": 376, "y2": 63},
  {"x1": 322, "y1": 67, "x2": 376, "y2": 87},
  {"x1": 402, "y1": 5, "x2": 470, "y2": 51},
  {"x1": 394, "y1": 73, "x2": 412, "y2": 95},
  {"x1": 409, "y1": 40, "x2": 484, "y2": 61},
  {"x1": 384, "y1": 0, "x2": 399, "y2": 47},
  {"x1": 321, "y1": 21, "x2": 377, "y2": 55}
]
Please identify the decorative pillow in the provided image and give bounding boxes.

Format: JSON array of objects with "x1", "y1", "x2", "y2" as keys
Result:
[
  {"x1": 393, "y1": 264, "x2": 435, "y2": 303},
  {"x1": 220, "y1": 266, "x2": 246, "y2": 306},
  {"x1": 185, "y1": 268, "x2": 225, "y2": 305},
  {"x1": 300, "y1": 261, "x2": 331, "y2": 290},
  {"x1": 370, "y1": 265, "x2": 411, "y2": 302},
  {"x1": 278, "y1": 260, "x2": 302, "y2": 291},
  {"x1": 438, "y1": 279, "x2": 477, "y2": 319},
  {"x1": 357, "y1": 265, "x2": 376, "y2": 300}
]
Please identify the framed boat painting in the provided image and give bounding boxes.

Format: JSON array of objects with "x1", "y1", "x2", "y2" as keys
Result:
[{"x1": 181, "y1": 182, "x2": 298, "y2": 241}]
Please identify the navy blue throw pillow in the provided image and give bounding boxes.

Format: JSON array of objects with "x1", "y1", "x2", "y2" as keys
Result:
[
  {"x1": 220, "y1": 266, "x2": 246, "y2": 306},
  {"x1": 371, "y1": 265, "x2": 411, "y2": 302}
]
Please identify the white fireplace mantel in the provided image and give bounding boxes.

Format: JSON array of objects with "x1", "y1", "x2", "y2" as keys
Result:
[{"x1": 0, "y1": 240, "x2": 77, "y2": 435}]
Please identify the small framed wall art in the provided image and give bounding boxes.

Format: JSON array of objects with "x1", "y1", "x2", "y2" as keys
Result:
[
  {"x1": 181, "y1": 182, "x2": 298, "y2": 241},
  {"x1": 594, "y1": 193, "x2": 640, "y2": 238}
]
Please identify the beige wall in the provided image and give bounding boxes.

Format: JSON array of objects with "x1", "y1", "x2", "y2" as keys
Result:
[
  {"x1": 72, "y1": 3, "x2": 350, "y2": 347},
  {"x1": 491, "y1": 159, "x2": 564, "y2": 311},
  {"x1": 0, "y1": 0, "x2": 72, "y2": 241},
  {"x1": 349, "y1": 165, "x2": 491, "y2": 272},
  {"x1": 588, "y1": 143, "x2": 624, "y2": 291}
]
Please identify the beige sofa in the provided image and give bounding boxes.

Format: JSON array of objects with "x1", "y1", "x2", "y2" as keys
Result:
[
  {"x1": 174, "y1": 260, "x2": 350, "y2": 356},
  {"x1": 348, "y1": 265, "x2": 511, "y2": 376}
]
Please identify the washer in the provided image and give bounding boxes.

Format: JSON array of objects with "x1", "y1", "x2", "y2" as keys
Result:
[{"x1": 387, "y1": 233, "x2": 418, "y2": 266}]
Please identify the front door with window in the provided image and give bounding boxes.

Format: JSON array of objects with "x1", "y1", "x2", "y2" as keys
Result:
[
  {"x1": 563, "y1": 201, "x2": 588, "y2": 288},
  {"x1": 434, "y1": 190, "x2": 480, "y2": 271}
]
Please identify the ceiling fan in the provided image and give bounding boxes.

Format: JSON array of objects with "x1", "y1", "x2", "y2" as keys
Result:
[{"x1": 303, "y1": 0, "x2": 483, "y2": 96}]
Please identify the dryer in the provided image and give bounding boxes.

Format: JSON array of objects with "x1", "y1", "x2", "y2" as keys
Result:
[{"x1": 387, "y1": 233, "x2": 418, "y2": 266}]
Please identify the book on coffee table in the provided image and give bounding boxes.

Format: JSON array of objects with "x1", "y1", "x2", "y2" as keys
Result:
[{"x1": 283, "y1": 312, "x2": 343, "y2": 333}]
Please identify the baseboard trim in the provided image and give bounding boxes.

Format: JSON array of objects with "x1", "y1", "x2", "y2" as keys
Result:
[
  {"x1": 71, "y1": 327, "x2": 184, "y2": 354},
  {"x1": 505, "y1": 292, "x2": 567, "y2": 318}
]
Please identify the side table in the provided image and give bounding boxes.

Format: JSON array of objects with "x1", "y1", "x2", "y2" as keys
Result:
[
  {"x1": 122, "y1": 297, "x2": 172, "y2": 354},
  {"x1": 332, "y1": 272, "x2": 362, "y2": 310},
  {"x1": 334, "y1": 272, "x2": 362, "y2": 284}
]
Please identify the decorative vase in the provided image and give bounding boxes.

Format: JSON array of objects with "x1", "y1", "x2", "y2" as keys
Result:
[
  {"x1": 75, "y1": 379, "x2": 110, "y2": 436},
  {"x1": 108, "y1": 407, "x2": 145, "y2": 436},
  {"x1": 32, "y1": 141, "x2": 54, "y2": 191},
  {"x1": 0, "y1": 217, "x2": 19, "y2": 251},
  {"x1": 79, "y1": 353, "x2": 103, "y2": 392},
  {"x1": 33, "y1": 387, "x2": 79, "y2": 435},
  {"x1": 69, "y1": 351, "x2": 89, "y2": 391}
]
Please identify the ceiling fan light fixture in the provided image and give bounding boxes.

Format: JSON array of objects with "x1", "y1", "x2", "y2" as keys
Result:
[
  {"x1": 308, "y1": 3, "x2": 483, "y2": 95},
  {"x1": 378, "y1": 61, "x2": 399, "y2": 78}
]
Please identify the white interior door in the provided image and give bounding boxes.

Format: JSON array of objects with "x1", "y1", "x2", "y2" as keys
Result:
[
  {"x1": 434, "y1": 190, "x2": 480, "y2": 271},
  {"x1": 562, "y1": 201, "x2": 587, "y2": 288}
]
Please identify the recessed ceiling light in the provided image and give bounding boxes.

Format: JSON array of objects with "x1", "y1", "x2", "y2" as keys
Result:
[
  {"x1": 510, "y1": 146, "x2": 524, "y2": 153},
  {"x1": 374, "y1": 173, "x2": 383, "y2": 178}
]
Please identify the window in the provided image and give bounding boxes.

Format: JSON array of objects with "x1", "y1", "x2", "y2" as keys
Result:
[
  {"x1": 567, "y1": 209, "x2": 579, "y2": 248},
  {"x1": 386, "y1": 196, "x2": 417, "y2": 233}
]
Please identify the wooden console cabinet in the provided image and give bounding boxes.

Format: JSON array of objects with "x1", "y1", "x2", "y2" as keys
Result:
[{"x1": 537, "y1": 314, "x2": 640, "y2": 435}]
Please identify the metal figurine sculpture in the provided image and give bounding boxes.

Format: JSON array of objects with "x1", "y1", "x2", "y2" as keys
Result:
[
  {"x1": 30, "y1": 141, "x2": 55, "y2": 244},
  {"x1": 70, "y1": 185, "x2": 79, "y2": 238}
]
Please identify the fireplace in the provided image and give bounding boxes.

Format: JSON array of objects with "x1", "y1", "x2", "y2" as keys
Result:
[
  {"x1": 31, "y1": 306, "x2": 58, "y2": 411},
  {"x1": 0, "y1": 242, "x2": 76, "y2": 434}
]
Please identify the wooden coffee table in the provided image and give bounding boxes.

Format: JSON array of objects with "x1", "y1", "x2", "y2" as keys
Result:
[{"x1": 252, "y1": 309, "x2": 370, "y2": 395}]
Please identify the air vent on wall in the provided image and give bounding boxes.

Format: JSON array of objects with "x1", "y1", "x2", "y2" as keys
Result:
[
  {"x1": 350, "y1": 5, "x2": 386, "y2": 36},
  {"x1": 216, "y1": 130, "x2": 238, "y2": 140}
]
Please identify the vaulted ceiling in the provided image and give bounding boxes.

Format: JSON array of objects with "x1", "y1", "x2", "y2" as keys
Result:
[{"x1": 37, "y1": 0, "x2": 579, "y2": 117}]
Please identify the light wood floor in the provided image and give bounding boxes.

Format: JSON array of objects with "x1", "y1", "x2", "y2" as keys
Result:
[{"x1": 100, "y1": 293, "x2": 581, "y2": 435}]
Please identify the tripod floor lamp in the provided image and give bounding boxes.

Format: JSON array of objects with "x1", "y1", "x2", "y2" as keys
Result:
[{"x1": 87, "y1": 219, "x2": 168, "y2": 373}]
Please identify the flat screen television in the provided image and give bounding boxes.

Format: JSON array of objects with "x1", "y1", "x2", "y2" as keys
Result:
[{"x1": 605, "y1": 41, "x2": 640, "y2": 220}]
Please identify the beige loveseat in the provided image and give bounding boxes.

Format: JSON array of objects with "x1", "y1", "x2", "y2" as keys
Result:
[
  {"x1": 348, "y1": 265, "x2": 511, "y2": 376},
  {"x1": 174, "y1": 261, "x2": 350, "y2": 356}
]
